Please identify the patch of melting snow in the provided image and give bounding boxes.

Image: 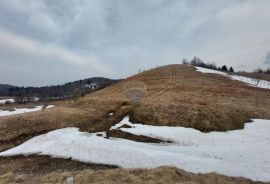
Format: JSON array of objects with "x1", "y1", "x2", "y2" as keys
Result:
[
  {"x1": 195, "y1": 66, "x2": 270, "y2": 89},
  {"x1": 109, "y1": 116, "x2": 133, "y2": 130},
  {"x1": 0, "y1": 105, "x2": 55, "y2": 117},
  {"x1": 0, "y1": 99, "x2": 15, "y2": 104},
  {"x1": 0, "y1": 117, "x2": 270, "y2": 182}
]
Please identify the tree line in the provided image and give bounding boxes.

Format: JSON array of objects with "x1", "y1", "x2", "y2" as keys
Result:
[
  {"x1": 253, "y1": 68, "x2": 270, "y2": 74},
  {"x1": 0, "y1": 77, "x2": 119, "y2": 103},
  {"x1": 182, "y1": 57, "x2": 235, "y2": 73}
]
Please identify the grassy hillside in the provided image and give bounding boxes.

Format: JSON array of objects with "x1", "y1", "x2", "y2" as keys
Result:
[
  {"x1": 1, "y1": 64, "x2": 270, "y2": 151},
  {"x1": 0, "y1": 162, "x2": 263, "y2": 184}
]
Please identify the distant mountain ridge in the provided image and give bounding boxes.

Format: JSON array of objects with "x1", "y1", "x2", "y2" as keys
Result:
[
  {"x1": 0, "y1": 84, "x2": 16, "y2": 97},
  {"x1": 0, "y1": 77, "x2": 120, "y2": 101}
]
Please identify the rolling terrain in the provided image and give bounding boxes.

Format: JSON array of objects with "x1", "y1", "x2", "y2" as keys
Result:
[{"x1": 0, "y1": 64, "x2": 270, "y2": 183}]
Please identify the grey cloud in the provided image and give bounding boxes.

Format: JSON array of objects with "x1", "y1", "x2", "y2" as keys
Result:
[
  {"x1": 0, "y1": 30, "x2": 113, "y2": 86},
  {"x1": 264, "y1": 52, "x2": 270, "y2": 64},
  {"x1": 0, "y1": 0, "x2": 270, "y2": 85}
]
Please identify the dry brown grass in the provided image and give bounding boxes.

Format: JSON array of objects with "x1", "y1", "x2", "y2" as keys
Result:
[
  {"x1": 106, "y1": 129, "x2": 167, "y2": 143},
  {"x1": 1, "y1": 64, "x2": 270, "y2": 149},
  {"x1": 0, "y1": 155, "x2": 116, "y2": 176},
  {"x1": 129, "y1": 65, "x2": 270, "y2": 132},
  {"x1": 0, "y1": 104, "x2": 130, "y2": 152},
  {"x1": 0, "y1": 101, "x2": 50, "y2": 111},
  {"x1": 0, "y1": 166, "x2": 266, "y2": 184},
  {"x1": 3, "y1": 64, "x2": 270, "y2": 148}
]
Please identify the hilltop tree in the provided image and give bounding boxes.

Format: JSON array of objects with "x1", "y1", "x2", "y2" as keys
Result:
[
  {"x1": 229, "y1": 67, "x2": 234, "y2": 73},
  {"x1": 221, "y1": 65, "x2": 228, "y2": 72},
  {"x1": 182, "y1": 58, "x2": 188, "y2": 64},
  {"x1": 254, "y1": 68, "x2": 263, "y2": 73},
  {"x1": 182, "y1": 57, "x2": 217, "y2": 70}
]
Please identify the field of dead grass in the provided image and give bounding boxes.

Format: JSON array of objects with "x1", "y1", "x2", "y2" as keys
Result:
[
  {"x1": 129, "y1": 65, "x2": 270, "y2": 132},
  {"x1": 0, "y1": 165, "x2": 266, "y2": 184},
  {"x1": 3, "y1": 64, "x2": 270, "y2": 149}
]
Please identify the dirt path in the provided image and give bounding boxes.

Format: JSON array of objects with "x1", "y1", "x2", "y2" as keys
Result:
[
  {"x1": 144, "y1": 65, "x2": 176, "y2": 102},
  {"x1": 170, "y1": 65, "x2": 176, "y2": 84}
]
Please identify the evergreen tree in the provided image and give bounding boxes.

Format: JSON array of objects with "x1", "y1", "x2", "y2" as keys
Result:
[
  {"x1": 221, "y1": 65, "x2": 228, "y2": 72},
  {"x1": 229, "y1": 67, "x2": 234, "y2": 73}
]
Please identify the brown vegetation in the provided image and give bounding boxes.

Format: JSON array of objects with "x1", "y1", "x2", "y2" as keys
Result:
[
  {"x1": 2, "y1": 64, "x2": 270, "y2": 149},
  {"x1": 0, "y1": 104, "x2": 130, "y2": 152},
  {"x1": 0, "y1": 164, "x2": 267, "y2": 184},
  {"x1": 106, "y1": 129, "x2": 169, "y2": 143},
  {"x1": 129, "y1": 65, "x2": 270, "y2": 132},
  {"x1": 0, "y1": 155, "x2": 117, "y2": 175}
]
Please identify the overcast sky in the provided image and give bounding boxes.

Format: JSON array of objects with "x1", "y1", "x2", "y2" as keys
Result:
[{"x1": 0, "y1": 0, "x2": 270, "y2": 86}]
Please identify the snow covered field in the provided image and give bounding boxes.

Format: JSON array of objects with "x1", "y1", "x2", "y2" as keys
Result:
[
  {"x1": 0, "y1": 105, "x2": 55, "y2": 117},
  {"x1": 0, "y1": 99, "x2": 15, "y2": 104},
  {"x1": 196, "y1": 66, "x2": 270, "y2": 89},
  {"x1": 0, "y1": 117, "x2": 269, "y2": 182}
]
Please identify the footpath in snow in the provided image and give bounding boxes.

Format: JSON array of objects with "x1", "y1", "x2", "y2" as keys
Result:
[
  {"x1": 195, "y1": 66, "x2": 270, "y2": 89},
  {"x1": 0, "y1": 105, "x2": 55, "y2": 117},
  {"x1": 0, "y1": 116, "x2": 270, "y2": 182}
]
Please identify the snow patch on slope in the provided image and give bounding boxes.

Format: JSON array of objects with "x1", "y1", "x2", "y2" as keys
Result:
[
  {"x1": 0, "y1": 105, "x2": 55, "y2": 117},
  {"x1": 0, "y1": 117, "x2": 270, "y2": 182},
  {"x1": 0, "y1": 99, "x2": 15, "y2": 104},
  {"x1": 109, "y1": 116, "x2": 133, "y2": 130},
  {"x1": 195, "y1": 66, "x2": 270, "y2": 89}
]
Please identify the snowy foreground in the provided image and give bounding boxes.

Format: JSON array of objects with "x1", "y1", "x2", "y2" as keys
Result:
[
  {"x1": 0, "y1": 105, "x2": 55, "y2": 117},
  {"x1": 0, "y1": 99, "x2": 15, "y2": 104},
  {"x1": 196, "y1": 66, "x2": 270, "y2": 89},
  {"x1": 1, "y1": 117, "x2": 270, "y2": 182}
]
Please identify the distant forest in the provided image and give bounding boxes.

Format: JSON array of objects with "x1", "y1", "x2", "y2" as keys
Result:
[
  {"x1": 250, "y1": 68, "x2": 270, "y2": 74},
  {"x1": 182, "y1": 56, "x2": 270, "y2": 75},
  {"x1": 182, "y1": 57, "x2": 235, "y2": 73},
  {"x1": 0, "y1": 77, "x2": 119, "y2": 103}
]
